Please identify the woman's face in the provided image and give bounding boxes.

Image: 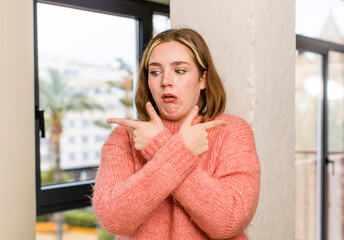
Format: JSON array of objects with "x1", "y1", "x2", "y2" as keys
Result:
[{"x1": 147, "y1": 41, "x2": 206, "y2": 122}]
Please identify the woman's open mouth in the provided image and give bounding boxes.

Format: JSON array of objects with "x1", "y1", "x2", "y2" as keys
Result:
[{"x1": 162, "y1": 93, "x2": 177, "y2": 103}]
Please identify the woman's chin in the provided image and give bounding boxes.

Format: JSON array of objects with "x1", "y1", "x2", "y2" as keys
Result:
[
  {"x1": 158, "y1": 104, "x2": 192, "y2": 122},
  {"x1": 160, "y1": 111, "x2": 185, "y2": 122},
  {"x1": 159, "y1": 106, "x2": 180, "y2": 121}
]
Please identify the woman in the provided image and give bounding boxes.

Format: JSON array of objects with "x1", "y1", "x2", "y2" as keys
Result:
[{"x1": 93, "y1": 28, "x2": 260, "y2": 240}]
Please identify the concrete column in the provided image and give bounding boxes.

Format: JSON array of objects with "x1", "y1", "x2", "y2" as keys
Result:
[
  {"x1": 0, "y1": 1, "x2": 36, "y2": 239},
  {"x1": 171, "y1": 0, "x2": 295, "y2": 239}
]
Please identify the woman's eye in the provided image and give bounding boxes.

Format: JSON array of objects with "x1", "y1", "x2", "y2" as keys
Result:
[
  {"x1": 150, "y1": 71, "x2": 160, "y2": 76},
  {"x1": 175, "y1": 69, "x2": 186, "y2": 74}
]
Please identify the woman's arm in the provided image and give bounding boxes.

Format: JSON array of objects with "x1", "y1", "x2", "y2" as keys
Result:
[
  {"x1": 142, "y1": 116, "x2": 260, "y2": 239},
  {"x1": 171, "y1": 117, "x2": 260, "y2": 239},
  {"x1": 92, "y1": 125, "x2": 199, "y2": 236}
]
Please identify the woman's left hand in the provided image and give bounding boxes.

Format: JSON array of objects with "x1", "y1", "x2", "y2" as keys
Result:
[
  {"x1": 107, "y1": 102, "x2": 165, "y2": 151},
  {"x1": 178, "y1": 106, "x2": 227, "y2": 156}
]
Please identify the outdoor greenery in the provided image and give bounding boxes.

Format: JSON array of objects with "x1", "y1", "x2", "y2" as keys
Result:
[
  {"x1": 36, "y1": 214, "x2": 49, "y2": 222},
  {"x1": 98, "y1": 228, "x2": 116, "y2": 240},
  {"x1": 39, "y1": 68, "x2": 104, "y2": 240},
  {"x1": 40, "y1": 68, "x2": 104, "y2": 184},
  {"x1": 64, "y1": 210, "x2": 97, "y2": 228},
  {"x1": 63, "y1": 210, "x2": 117, "y2": 239},
  {"x1": 41, "y1": 166, "x2": 69, "y2": 185},
  {"x1": 37, "y1": 210, "x2": 117, "y2": 240},
  {"x1": 94, "y1": 119, "x2": 112, "y2": 129}
]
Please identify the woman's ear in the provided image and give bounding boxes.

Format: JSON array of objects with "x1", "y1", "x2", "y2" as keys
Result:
[{"x1": 199, "y1": 71, "x2": 207, "y2": 90}]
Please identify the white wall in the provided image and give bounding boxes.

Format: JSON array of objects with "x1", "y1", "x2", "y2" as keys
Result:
[
  {"x1": 0, "y1": 1, "x2": 36, "y2": 239},
  {"x1": 171, "y1": 0, "x2": 295, "y2": 239}
]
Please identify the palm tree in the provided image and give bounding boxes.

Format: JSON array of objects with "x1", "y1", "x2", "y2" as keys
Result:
[
  {"x1": 40, "y1": 68, "x2": 103, "y2": 182},
  {"x1": 39, "y1": 68, "x2": 103, "y2": 239}
]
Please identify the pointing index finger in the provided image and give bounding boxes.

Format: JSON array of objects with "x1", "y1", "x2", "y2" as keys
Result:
[
  {"x1": 107, "y1": 118, "x2": 139, "y2": 129},
  {"x1": 146, "y1": 102, "x2": 160, "y2": 122},
  {"x1": 183, "y1": 105, "x2": 199, "y2": 126}
]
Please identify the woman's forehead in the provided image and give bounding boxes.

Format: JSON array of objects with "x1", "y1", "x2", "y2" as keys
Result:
[{"x1": 148, "y1": 41, "x2": 195, "y2": 66}]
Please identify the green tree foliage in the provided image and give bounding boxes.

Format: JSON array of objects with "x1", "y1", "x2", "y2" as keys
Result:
[
  {"x1": 94, "y1": 120, "x2": 112, "y2": 129},
  {"x1": 39, "y1": 68, "x2": 104, "y2": 240},
  {"x1": 63, "y1": 210, "x2": 116, "y2": 239},
  {"x1": 39, "y1": 68, "x2": 104, "y2": 182},
  {"x1": 63, "y1": 210, "x2": 97, "y2": 228},
  {"x1": 36, "y1": 214, "x2": 49, "y2": 222},
  {"x1": 41, "y1": 167, "x2": 69, "y2": 185},
  {"x1": 98, "y1": 228, "x2": 117, "y2": 240}
]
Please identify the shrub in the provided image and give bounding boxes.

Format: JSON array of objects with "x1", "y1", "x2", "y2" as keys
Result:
[
  {"x1": 98, "y1": 228, "x2": 116, "y2": 240},
  {"x1": 36, "y1": 214, "x2": 49, "y2": 222},
  {"x1": 41, "y1": 167, "x2": 69, "y2": 185},
  {"x1": 63, "y1": 210, "x2": 97, "y2": 228}
]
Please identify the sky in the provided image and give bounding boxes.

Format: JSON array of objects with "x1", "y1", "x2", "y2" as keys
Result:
[
  {"x1": 37, "y1": 3, "x2": 170, "y2": 69},
  {"x1": 37, "y1": 3, "x2": 138, "y2": 68},
  {"x1": 296, "y1": 0, "x2": 344, "y2": 39}
]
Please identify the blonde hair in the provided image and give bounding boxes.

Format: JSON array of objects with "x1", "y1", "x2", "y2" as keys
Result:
[{"x1": 135, "y1": 28, "x2": 226, "y2": 122}]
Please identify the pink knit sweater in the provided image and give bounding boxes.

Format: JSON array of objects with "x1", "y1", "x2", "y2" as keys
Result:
[{"x1": 93, "y1": 114, "x2": 260, "y2": 240}]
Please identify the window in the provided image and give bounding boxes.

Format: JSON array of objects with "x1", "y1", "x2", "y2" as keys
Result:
[
  {"x1": 35, "y1": 0, "x2": 169, "y2": 215},
  {"x1": 153, "y1": 13, "x2": 171, "y2": 37},
  {"x1": 82, "y1": 136, "x2": 88, "y2": 144},
  {"x1": 327, "y1": 51, "x2": 344, "y2": 240},
  {"x1": 295, "y1": 50, "x2": 322, "y2": 239},
  {"x1": 295, "y1": 36, "x2": 344, "y2": 240},
  {"x1": 296, "y1": 2, "x2": 344, "y2": 239}
]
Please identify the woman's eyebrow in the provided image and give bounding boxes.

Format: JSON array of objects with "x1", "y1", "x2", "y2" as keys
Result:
[
  {"x1": 148, "y1": 61, "x2": 191, "y2": 67},
  {"x1": 172, "y1": 61, "x2": 190, "y2": 66},
  {"x1": 148, "y1": 62, "x2": 161, "y2": 67}
]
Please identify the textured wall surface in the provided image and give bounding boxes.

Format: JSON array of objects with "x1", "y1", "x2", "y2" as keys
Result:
[
  {"x1": 0, "y1": 1, "x2": 36, "y2": 239},
  {"x1": 171, "y1": 0, "x2": 295, "y2": 239}
]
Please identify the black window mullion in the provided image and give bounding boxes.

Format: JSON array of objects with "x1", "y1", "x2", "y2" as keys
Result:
[
  {"x1": 34, "y1": 0, "x2": 42, "y2": 195},
  {"x1": 138, "y1": 7, "x2": 152, "y2": 61},
  {"x1": 320, "y1": 53, "x2": 329, "y2": 240},
  {"x1": 297, "y1": 35, "x2": 344, "y2": 54}
]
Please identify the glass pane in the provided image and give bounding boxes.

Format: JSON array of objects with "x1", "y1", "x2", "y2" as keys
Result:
[
  {"x1": 37, "y1": 3, "x2": 138, "y2": 185},
  {"x1": 296, "y1": 0, "x2": 344, "y2": 44},
  {"x1": 328, "y1": 51, "x2": 344, "y2": 240},
  {"x1": 36, "y1": 207, "x2": 116, "y2": 240},
  {"x1": 295, "y1": 51, "x2": 322, "y2": 240},
  {"x1": 152, "y1": 13, "x2": 170, "y2": 37}
]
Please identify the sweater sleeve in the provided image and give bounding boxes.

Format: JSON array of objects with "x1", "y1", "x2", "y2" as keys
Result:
[
  {"x1": 171, "y1": 117, "x2": 260, "y2": 239},
  {"x1": 92, "y1": 125, "x2": 199, "y2": 236},
  {"x1": 141, "y1": 128, "x2": 172, "y2": 161}
]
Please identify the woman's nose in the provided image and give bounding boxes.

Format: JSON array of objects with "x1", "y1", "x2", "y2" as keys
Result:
[{"x1": 161, "y1": 72, "x2": 173, "y2": 88}]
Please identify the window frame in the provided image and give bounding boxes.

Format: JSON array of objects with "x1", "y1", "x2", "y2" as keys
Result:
[
  {"x1": 296, "y1": 34, "x2": 344, "y2": 240},
  {"x1": 34, "y1": 0, "x2": 169, "y2": 215}
]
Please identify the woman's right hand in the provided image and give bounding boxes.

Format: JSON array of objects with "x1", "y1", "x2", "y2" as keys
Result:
[
  {"x1": 178, "y1": 106, "x2": 227, "y2": 156},
  {"x1": 107, "y1": 102, "x2": 165, "y2": 151}
]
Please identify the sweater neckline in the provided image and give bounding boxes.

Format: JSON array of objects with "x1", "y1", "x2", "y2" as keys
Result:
[{"x1": 161, "y1": 115, "x2": 203, "y2": 134}]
